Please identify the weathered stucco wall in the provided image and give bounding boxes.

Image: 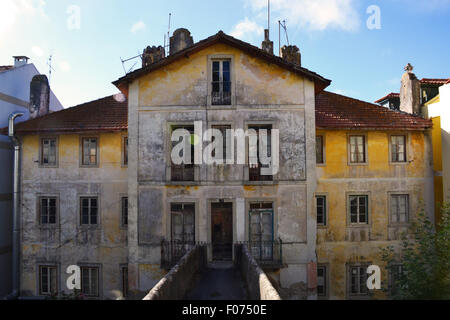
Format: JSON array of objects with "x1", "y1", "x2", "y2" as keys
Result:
[
  {"x1": 19, "y1": 132, "x2": 128, "y2": 299},
  {"x1": 316, "y1": 129, "x2": 433, "y2": 299},
  {"x1": 127, "y1": 42, "x2": 318, "y2": 299}
]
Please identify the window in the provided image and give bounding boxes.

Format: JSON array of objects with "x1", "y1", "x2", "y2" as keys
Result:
[
  {"x1": 211, "y1": 125, "x2": 232, "y2": 162},
  {"x1": 316, "y1": 196, "x2": 327, "y2": 226},
  {"x1": 40, "y1": 138, "x2": 57, "y2": 166},
  {"x1": 121, "y1": 266, "x2": 128, "y2": 298},
  {"x1": 211, "y1": 60, "x2": 231, "y2": 105},
  {"x1": 391, "y1": 135, "x2": 406, "y2": 163},
  {"x1": 171, "y1": 203, "x2": 195, "y2": 243},
  {"x1": 249, "y1": 202, "x2": 274, "y2": 261},
  {"x1": 389, "y1": 264, "x2": 405, "y2": 296},
  {"x1": 349, "y1": 195, "x2": 368, "y2": 224},
  {"x1": 316, "y1": 136, "x2": 324, "y2": 164},
  {"x1": 317, "y1": 265, "x2": 328, "y2": 297},
  {"x1": 121, "y1": 197, "x2": 128, "y2": 226},
  {"x1": 81, "y1": 266, "x2": 99, "y2": 297},
  {"x1": 349, "y1": 136, "x2": 366, "y2": 163},
  {"x1": 123, "y1": 137, "x2": 128, "y2": 166},
  {"x1": 391, "y1": 194, "x2": 409, "y2": 224},
  {"x1": 82, "y1": 138, "x2": 98, "y2": 166},
  {"x1": 39, "y1": 197, "x2": 57, "y2": 225},
  {"x1": 248, "y1": 125, "x2": 273, "y2": 181},
  {"x1": 80, "y1": 197, "x2": 98, "y2": 225},
  {"x1": 171, "y1": 125, "x2": 195, "y2": 181},
  {"x1": 39, "y1": 265, "x2": 57, "y2": 295},
  {"x1": 349, "y1": 265, "x2": 369, "y2": 296}
]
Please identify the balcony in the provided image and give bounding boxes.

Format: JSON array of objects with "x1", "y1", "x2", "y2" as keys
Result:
[
  {"x1": 160, "y1": 240, "x2": 197, "y2": 270},
  {"x1": 245, "y1": 239, "x2": 283, "y2": 268},
  {"x1": 211, "y1": 81, "x2": 231, "y2": 105}
]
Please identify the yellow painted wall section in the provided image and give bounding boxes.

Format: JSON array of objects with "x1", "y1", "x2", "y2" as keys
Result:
[
  {"x1": 316, "y1": 130, "x2": 426, "y2": 179},
  {"x1": 138, "y1": 43, "x2": 305, "y2": 106},
  {"x1": 432, "y1": 117, "x2": 443, "y2": 172},
  {"x1": 316, "y1": 129, "x2": 429, "y2": 299},
  {"x1": 21, "y1": 132, "x2": 127, "y2": 180}
]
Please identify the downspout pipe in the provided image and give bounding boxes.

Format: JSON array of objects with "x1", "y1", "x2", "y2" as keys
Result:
[{"x1": 7, "y1": 112, "x2": 24, "y2": 300}]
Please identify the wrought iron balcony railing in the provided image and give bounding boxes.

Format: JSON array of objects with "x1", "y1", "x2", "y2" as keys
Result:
[
  {"x1": 211, "y1": 82, "x2": 232, "y2": 105},
  {"x1": 245, "y1": 239, "x2": 283, "y2": 266}
]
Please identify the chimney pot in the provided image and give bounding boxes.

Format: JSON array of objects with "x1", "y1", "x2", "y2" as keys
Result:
[
  {"x1": 142, "y1": 46, "x2": 165, "y2": 67},
  {"x1": 399, "y1": 63, "x2": 421, "y2": 115},
  {"x1": 29, "y1": 75, "x2": 50, "y2": 119},
  {"x1": 281, "y1": 45, "x2": 301, "y2": 66},
  {"x1": 169, "y1": 28, "x2": 194, "y2": 55},
  {"x1": 261, "y1": 29, "x2": 274, "y2": 55},
  {"x1": 13, "y1": 56, "x2": 29, "y2": 68}
]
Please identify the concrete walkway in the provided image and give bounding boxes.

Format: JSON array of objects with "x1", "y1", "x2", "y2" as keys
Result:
[{"x1": 185, "y1": 261, "x2": 248, "y2": 300}]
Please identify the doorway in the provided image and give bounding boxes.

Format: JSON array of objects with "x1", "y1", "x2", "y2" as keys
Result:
[{"x1": 211, "y1": 202, "x2": 233, "y2": 261}]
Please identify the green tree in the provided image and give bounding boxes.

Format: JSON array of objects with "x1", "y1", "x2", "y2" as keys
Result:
[{"x1": 380, "y1": 202, "x2": 450, "y2": 299}]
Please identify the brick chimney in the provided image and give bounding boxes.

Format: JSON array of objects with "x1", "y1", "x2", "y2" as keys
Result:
[
  {"x1": 142, "y1": 46, "x2": 165, "y2": 67},
  {"x1": 261, "y1": 29, "x2": 273, "y2": 54},
  {"x1": 169, "y1": 28, "x2": 194, "y2": 55},
  {"x1": 29, "y1": 75, "x2": 50, "y2": 119},
  {"x1": 281, "y1": 45, "x2": 301, "y2": 66},
  {"x1": 399, "y1": 63, "x2": 421, "y2": 115}
]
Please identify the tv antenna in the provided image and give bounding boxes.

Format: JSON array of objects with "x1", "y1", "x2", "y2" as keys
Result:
[
  {"x1": 47, "y1": 54, "x2": 56, "y2": 84},
  {"x1": 120, "y1": 51, "x2": 141, "y2": 75},
  {"x1": 163, "y1": 13, "x2": 172, "y2": 55},
  {"x1": 278, "y1": 20, "x2": 290, "y2": 56}
]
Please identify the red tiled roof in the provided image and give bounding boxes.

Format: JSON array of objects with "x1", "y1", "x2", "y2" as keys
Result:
[
  {"x1": 446, "y1": 79, "x2": 450, "y2": 84},
  {"x1": 374, "y1": 92, "x2": 399, "y2": 104},
  {"x1": 1, "y1": 94, "x2": 127, "y2": 135},
  {"x1": 0, "y1": 65, "x2": 14, "y2": 73},
  {"x1": 420, "y1": 78, "x2": 449, "y2": 86},
  {"x1": 316, "y1": 91, "x2": 432, "y2": 131}
]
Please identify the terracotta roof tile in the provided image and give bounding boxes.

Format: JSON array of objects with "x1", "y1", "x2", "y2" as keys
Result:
[
  {"x1": 1, "y1": 94, "x2": 127, "y2": 135},
  {"x1": 420, "y1": 78, "x2": 449, "y2": 85},
  {"x1": 316, "y1": 91, "x2": 432, "y2": 131},
  {"x1": 374, "y1": 92, "x2": 399, "y2": 104},
  {"x1": 0, "y1": 65, "x2": 14, "y2": 73}
]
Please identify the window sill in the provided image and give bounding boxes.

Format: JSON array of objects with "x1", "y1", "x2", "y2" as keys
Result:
[
  {"x1": 166, "y1": 181, "x2": 199, "y2": 186},
  {"x1": 347, "y1": 162, "x2": 369, "y2": 166},
  {"x1": 347, "y1": 224, "x2": 371, "y2": 228},
  {"x1": 38, "y1": 165, "x2": 58, "y2": 169},
  {"x1": 244, "y1": 180, "x2": 276, "y2": 186}
]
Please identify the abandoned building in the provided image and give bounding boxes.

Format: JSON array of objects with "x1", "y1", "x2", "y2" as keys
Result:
[{"x1": 1, "y1": 28, "x2": 438, "y2": 300}]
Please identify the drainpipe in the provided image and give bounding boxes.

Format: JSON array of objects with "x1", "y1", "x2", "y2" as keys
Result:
[{"x1": 7, "y1": 112, "x2": 24, "y2": 300}]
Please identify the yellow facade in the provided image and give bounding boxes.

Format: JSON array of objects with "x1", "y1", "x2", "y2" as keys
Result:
[
  {"x1": 19, "y1": 131, "x2": 129, "y2": 299},
  {"x1": 316, "y1": 129, "x2": 431, "y2": 299}
]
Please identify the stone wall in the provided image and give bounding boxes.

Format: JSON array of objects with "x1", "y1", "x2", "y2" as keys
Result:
[
  {"x1": 235, "y1": 244, "x2": 281, "y2": 300},
  {"x1": 143, "y1": 245, "x2": 207, "y2": 300}
]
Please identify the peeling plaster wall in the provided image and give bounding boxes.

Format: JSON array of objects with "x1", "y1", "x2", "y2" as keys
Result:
[
  {"x1": 19, "y1": 132, "x2": 128, "y2": 299},
  {"x1": 129, "y1": 43, "x2": 318, "y2": 299},
  {"x1": 316, "y1": 129, "x2": 433, "y2": 299}
]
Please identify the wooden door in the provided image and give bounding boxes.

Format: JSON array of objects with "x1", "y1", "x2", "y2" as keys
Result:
[{"x1": 211, "y1": 202, "x2": 233, "y2": 260}]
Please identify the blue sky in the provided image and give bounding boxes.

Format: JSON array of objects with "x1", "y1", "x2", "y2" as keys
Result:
[{"x1": 1, "y1": 0, "x2": 449, "y2": 107}]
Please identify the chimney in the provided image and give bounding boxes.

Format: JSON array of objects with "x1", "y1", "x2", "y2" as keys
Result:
[
  {"x1": 169, "y1": 28, "x2": 194, "y2": 55},
  {"x1": 399, "y1": 63, "x2": 421, "y2": 115},
  {"x1": 142, "y1": 46, "x2": 165, "y2": 67},
  {"x1": 29, "y1": 75, "x2": 50, "y2": 119},
  {"x1": 261, "y1": 29, "x2": 273, "y2": 54},
  {"x1": 281, "y1": 45, "x2": 301, "y2": 66},
  {"x1": 13, "y1": 56, "x2": 29, "y2": 68}
]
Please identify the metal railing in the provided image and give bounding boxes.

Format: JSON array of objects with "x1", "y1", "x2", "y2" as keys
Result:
[
  {"x1": 160, "y1": 240, "x2": 197, "y2": 269},
  {"x1": 211, "y1": 82, "x2": 232, "y2": 105},
  {"x1": 243, "y1": 239, "x2": 283, "y2": 266}
]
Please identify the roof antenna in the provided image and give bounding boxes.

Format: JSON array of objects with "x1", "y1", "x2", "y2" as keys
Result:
[
  {"x1": 47, "y1": 54, "x2": 55, "y2": 84},
  {"x1": 268, "y1": 0, "x2": 270, "y2": 34},
  {"x1": 120, "y1": 51, "x2": 142, "y2": 75},
  {"x1": 278, "y1": 20, "x2": 289, "y2": 56},
  {"x1": 164, "y1": 13, "x2": 172, "y2": 55}
]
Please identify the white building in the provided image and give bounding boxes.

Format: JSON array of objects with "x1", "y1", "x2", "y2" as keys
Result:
[{"x1": 0, "y1": 56, "x2": 63, "y2": 298}]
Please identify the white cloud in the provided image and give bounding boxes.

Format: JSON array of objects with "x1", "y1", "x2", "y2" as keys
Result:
[
  {"x1": 131, "y1": 21, "x2": 146, "y2": 33},
  {"x1": 31, "y1": 46, "x2": 44, "y2": 57},
  {"x1": 58, "y1": 61, "x2": 71, "y2": 72},
  {"x1": 230, "y1": 17, "x2": 264, "y2": 39},
  {"x1": 245, "y1": 0, "x2": 360, "y2": 31},
  {"x1": 0, "y1": 0, "x2": 48, "y2": 38}
]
